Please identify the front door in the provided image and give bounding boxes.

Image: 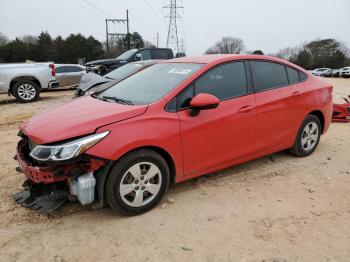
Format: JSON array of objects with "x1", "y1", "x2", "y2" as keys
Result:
[{"x1": 177, "y1": 61, "x2": 256, "y2": 176}]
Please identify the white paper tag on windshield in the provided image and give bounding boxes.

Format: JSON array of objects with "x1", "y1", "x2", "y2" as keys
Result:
[{"x1": 168, "y1": 68, "x2": 192, "y2": 74}]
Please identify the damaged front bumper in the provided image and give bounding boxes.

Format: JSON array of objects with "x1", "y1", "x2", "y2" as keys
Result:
[{"x1": 13, "y1": 137, "x2": 111, "y2": 214}]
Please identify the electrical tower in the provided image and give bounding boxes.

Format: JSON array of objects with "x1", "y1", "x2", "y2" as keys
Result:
[
  {"x1": 105, "y1": 10, "x2": 129, "y2": 58},
  {"x1": 163, "y1": 0, "x2": 183, "y2": 55}
]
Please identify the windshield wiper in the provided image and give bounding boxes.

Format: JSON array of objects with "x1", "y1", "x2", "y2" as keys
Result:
[{"x1": 102, "y1": 96, "x2": 134, "y2": 105}]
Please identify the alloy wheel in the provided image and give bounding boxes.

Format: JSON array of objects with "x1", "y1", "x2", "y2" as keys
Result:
[
  {"x1": 301, "y1": 122, "x2": 319, "y2": 151},
  {"x1": 17, "y1": 84, "x2": 37, "y2": 101},
  {"x1": 119, "y1": 162, "x2": 162, "y2": 207}
]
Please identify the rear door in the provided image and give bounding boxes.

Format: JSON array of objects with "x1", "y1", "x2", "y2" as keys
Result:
[
  {"x1": 177, "y1": 61, "x2": 256, "y2": 176},
  {"x1": 250, "y1": 60, "x2": 307, "y2": 154},
  {"x1": 64, "y1": 66, "x2": 86, "y2": 86},
  {"x1": 151, "y1": 49, "x2": 170, "y2": 60},
  {"x1": 55, "y1": 66, "x2": 69, "y2": 87}
]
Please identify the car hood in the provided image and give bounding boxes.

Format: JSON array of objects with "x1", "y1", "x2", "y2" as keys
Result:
[
  {"x1": 20, "y1": 96, "x2": 148, "y2": 144},
  {"x1": 78, "y1": 73, "x2": 110, "y2": 92}
]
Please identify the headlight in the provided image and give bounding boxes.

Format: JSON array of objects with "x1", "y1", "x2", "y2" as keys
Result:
[{"x1": 29, "y1": 131, "x2": 109, "y2": 161}]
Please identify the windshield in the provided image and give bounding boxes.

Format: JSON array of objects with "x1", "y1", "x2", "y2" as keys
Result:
[
  {"x1": 104, "y1": 63, "x2": 147, "y2": 80},
  {"x1": 98, "y1": 63, "x2": 203, "y2": 105},
  {"x1": 116, "y1": 49, "x2": 138, "y2": 60}
]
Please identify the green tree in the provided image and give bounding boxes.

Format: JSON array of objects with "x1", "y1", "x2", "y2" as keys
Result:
[
  {"x1": 123, "y1": 32, "x2": 144, "y2": 50},
  {"x1": 37, "y1": 31, "x2": 54, "y2": 61},
  {"x1": 305, "y1": 38, "x2": 347, "y2": 68}
]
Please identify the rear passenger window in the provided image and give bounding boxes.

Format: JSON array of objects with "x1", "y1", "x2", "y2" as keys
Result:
[
  {"x1": 55, "y1": 66, "x2": 66, "y2": 73},
  {"x1": 194, "y1": 62, "x2": 247, "y2": 100},
  {"x1": 250, "y1": 61, "x2": 288, "y2": 91},
  {"x1": 152, "y1": 50, "x2": 169, "y2": 59},
  {"x1": 286, "y1": 67, "x2": 300, "y2": 84},
  {"x1": 67, "y1": 66, "x2": 84, "y2": 72}
]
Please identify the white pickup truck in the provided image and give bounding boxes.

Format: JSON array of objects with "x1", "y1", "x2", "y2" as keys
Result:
[{"x1": 0, "y1": 62, "x2": 59, "y2": 102}]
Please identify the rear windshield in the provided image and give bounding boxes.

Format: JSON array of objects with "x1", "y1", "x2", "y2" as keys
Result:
[
  {"x1": 104, "y1": 63, "x2": 147, "y2": 80},
  {"x1": 98, "y1": 63, "x2": 203, "y2": 105}
]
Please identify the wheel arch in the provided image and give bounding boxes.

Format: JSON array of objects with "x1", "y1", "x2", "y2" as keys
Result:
[
  {"x1": 120, "y1": 146, "x2": 177, "y2": 184},
  {"x1": 95, "y1": 145, "x2": 177, "y2": 210},
  {"x1": 9, "y1": 76, "x2": 41, "y2": 95},
  {"x1": 308, "y1": 110, "x2": 325, "y2": 133}
]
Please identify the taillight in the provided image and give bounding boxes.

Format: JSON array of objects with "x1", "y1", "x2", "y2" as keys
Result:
[{"x1": 49, "y1": 64, "x2": 56, "y2": 77}]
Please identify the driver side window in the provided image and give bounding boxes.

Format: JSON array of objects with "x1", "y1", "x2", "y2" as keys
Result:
[
  {"x1": 176, "y1": 61, "x2": 248, "y2": 110},
  {"x1": 137, "y1": 50, "x2": 151, "y2": 60}
]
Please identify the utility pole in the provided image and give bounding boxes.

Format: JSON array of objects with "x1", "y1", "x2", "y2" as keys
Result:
[
  {"x1": 156, "y1": 33, "x2": 159, "y2": 47},
  {"x1": 126, "y1": 9, "x2": 130, "y2": 34},
  {"x1": 105, "y1": 10, "x2": 130, "y2": 58},
  {"x1": 105, "y1": 19, "x2": 109, "y2": 58},
  {"x1": 163, "y1": 0, "x2": 183, "y2": 55}
]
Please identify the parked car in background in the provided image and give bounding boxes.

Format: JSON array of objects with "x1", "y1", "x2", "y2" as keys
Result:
[
  {"x1": 55, "y1": 64, "x2": 86, "y2": 87},
  {"x1": 311, "y1": 68, "x2": 331, "y2": 76},
  {"x1": 340, "y1": 67, "x2": 350, "y2": 78},
  {"x1": 85, "y1": 48, "x2": 174, "y2": 75},
  {"x1": 0, "y1": 62, "x2": 58, "y2": 103},
  {"x1": 320, "y1": 68, "x2": 333, "y2": 77},
  {"x1": 332, "y1": 69, "x2": 341, "y2": 77},
  {"x1": 74, "y1": 60, "x2": 160, "y2": 98},
  {"x1": 14, "y1": 55, "x2": 332, "y2": 215}
]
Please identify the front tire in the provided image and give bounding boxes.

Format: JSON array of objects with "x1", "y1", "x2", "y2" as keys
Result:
[
  {"x1": 12, "y1": 80, "x2": 40, "y2": 103},
  {"x1": 289, "y1": 114, "x2": 321, "y2": 157},
  {"x1": 106, "y1": 149, "x2": 170, "y2": 215}
]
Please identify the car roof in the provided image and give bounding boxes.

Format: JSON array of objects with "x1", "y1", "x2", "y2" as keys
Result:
[{"x1": 160, "y1": 54, "x2": 307, "y2": 71}]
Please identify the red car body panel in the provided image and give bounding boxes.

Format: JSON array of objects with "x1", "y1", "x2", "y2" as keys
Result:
[
  {"x1": 19, "y1": 55, "x2": 333, "y2": 184},
  {"x1": 178, "y1": 93, "x2": 256, "y2": 176},
  {"x1": 20, "y1": 96, "x2": 147, "y2": 144},
  {"x1": 332, "y1": 97, "x2": 350, "y2": 123}
]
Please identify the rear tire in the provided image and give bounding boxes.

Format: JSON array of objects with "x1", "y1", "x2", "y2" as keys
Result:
[
  {"x1": 106, "y1": 149, "x2": 170, "y2": 215},
  {"x1": 289, "y1": 114, "x2": 321, "y2": 157},
  {"x1": 12, "y1": 80, "x2": 40, "y2": 103}
]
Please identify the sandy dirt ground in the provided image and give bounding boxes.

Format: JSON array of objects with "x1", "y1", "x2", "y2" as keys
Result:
[{"x1": 0, "y1": 79, "x2": 349, "y2": 262}]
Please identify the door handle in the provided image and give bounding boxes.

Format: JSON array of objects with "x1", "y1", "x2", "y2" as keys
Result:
[
  {"x1": 238, "y1": 106, "x2": 253, "y2": 113},
  {"x1": 292, "y1": 91, "x2": 301, "y2": 96}
]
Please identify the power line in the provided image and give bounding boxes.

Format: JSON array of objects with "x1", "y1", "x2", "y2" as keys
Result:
[
  {"x1": 143, "y1": 0, "x2": 163, "y2": 21},
  {"x1": 81, "y1": 0, "x2": 114, "y2": 18},
  {"x1": 68, "y1": 0, "x2": 104, "y2": 18}
]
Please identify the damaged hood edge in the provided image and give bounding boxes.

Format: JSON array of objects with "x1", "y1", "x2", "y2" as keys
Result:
[{"x1": 21, "y1": 96, "x2": 148, "y2": 144}]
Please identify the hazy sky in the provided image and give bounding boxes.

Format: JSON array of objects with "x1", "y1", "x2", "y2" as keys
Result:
[{"x1": 0, "y1": 0, "x2": 349, "y2": 55}]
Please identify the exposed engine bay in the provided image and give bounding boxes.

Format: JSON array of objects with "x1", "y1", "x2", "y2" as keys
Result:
[{"x1": 13, "y1": 133, "x2": 111, "y2": 213}]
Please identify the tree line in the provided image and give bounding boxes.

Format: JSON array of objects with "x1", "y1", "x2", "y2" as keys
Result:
[
  {"x1": 1, "y1": 31, "x2": 349, "y2": 69},
  {"x1": 0, "y1": 31, "x2": 146, "y2": 64},
  {"x1": 205, "y1": 36, "x2": 350, "y2": 69}
]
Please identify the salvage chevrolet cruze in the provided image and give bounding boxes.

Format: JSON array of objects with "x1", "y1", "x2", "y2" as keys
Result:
[{"x1": 14, "y1": 55, "x2": 333, "y2": 215}]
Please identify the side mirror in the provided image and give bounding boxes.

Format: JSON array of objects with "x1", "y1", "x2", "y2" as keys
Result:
[
  {"x1": 189, "y1": 93, "x2": 220, "y2": 117},
  {"x1": 135, "y1": 54, "x2": 142, "y2": 61}
]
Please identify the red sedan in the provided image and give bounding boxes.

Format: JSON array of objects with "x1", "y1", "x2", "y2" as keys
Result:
[{"x1": 14, "y1": 55, "x2": 333, "y2": 215}]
